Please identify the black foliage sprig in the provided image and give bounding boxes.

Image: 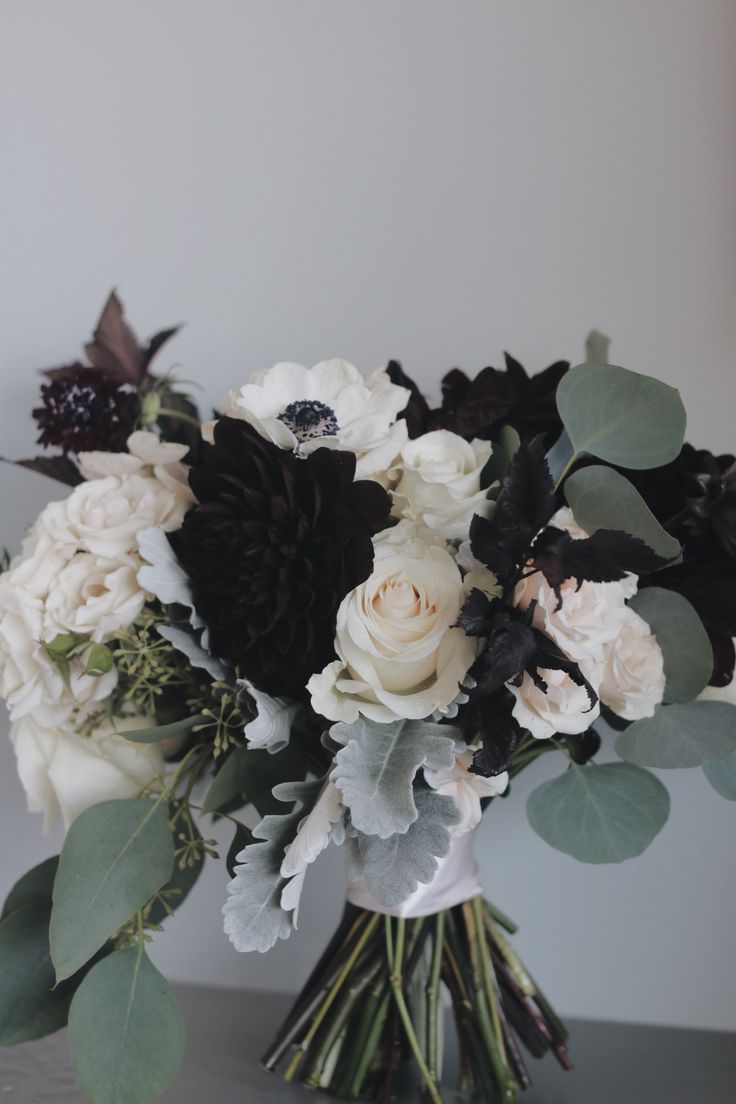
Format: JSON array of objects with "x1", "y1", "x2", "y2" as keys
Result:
[{"x1": 469, "y1": 436, "x2": 556, "y2": 588}]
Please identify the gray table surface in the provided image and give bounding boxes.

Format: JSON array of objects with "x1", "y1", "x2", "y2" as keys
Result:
[{"x1": 1, "y1": 984, "x2": 734, "y2": 1103}]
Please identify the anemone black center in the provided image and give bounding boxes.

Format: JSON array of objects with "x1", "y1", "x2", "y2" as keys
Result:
[{"x1": 278, "y1": 399, "x2": 339, "y2": 442}]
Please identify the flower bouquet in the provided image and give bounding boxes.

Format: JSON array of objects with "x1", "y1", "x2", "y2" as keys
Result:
[{"x1": 1, "y1": 293, "x2": 735, "y2": 1104}]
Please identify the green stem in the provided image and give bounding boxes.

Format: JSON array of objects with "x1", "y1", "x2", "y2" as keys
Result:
[
  {"x1": 283, "y1": 911, "x2": 381, "y2": 1082},
  {"x1": 427, "y1": 911, "x2": 444, "y2": 1082},
  {"x1": 386, "y1": 917, "x2": 444, "y2": 1104}
]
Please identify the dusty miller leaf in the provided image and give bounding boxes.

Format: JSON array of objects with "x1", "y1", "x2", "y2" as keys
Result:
[{"x1": 330, "y1": 718, "x2": 457, "y2": 838}]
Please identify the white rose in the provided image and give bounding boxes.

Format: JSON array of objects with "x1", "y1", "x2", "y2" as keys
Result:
[
  {"x1": 510, "y1": 666, "x2": 600, "y2": 740},
  {"x1": 391, "y1": 430, "x2": 493, "y2": 541},
  {"x1": 308, "y1": 522, "x2": 476, "y2": 722},
  {"x1": 425, "y1": 745, "x2": 508, "y2": 837},
  {"x1": 203, "y1": 359, "x2": 410, "y2": 478},
  {"x1": 0, "y1": 573, "x2": 116, "y2": 725},
  {"x1": 599, "y1": 608, "x2": 666, "y2": 720},
  {"x1": 43, "y1": 553, "x2": 146, "y2": 643},
  {"x1": 514, "y1": 507, "x2": 637, "y2": 664},
  {"x1": 8, "y1": 714, "x2": 164, "y2": 831},
  {"x1": 40, "y1": 471, "x2": 191, "y2": 560}
]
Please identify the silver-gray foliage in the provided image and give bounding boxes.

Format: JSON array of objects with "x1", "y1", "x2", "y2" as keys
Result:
[{"x1": 330, "y1": 717, "x2": 457, "y2": 839}]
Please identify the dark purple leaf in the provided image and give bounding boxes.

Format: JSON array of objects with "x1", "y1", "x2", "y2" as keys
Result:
[
  {"x1": 6, "y1": 455, "x2": 83, "y2": 486},
  {"x1": 84, "y1": 290, "x2": 144, "y2": 385},
  {"x1": 142, "y1": 326, "x2": 182, "y2": 372}
]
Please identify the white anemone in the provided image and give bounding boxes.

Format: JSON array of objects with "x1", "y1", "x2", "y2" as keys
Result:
[{"x1": 204, "y1": 359, "x2": 410, "y2": 478}]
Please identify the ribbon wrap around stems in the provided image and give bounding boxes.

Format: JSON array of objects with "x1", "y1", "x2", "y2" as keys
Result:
[{"x1": 346, "y1": 828, "x2": 482, "y2": 919}]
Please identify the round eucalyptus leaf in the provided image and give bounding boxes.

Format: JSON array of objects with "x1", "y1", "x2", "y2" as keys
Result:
[
  {"x1": 69, "y1": 948, "x2": 185, "y2": 1104},
  {"x1": 1, "y1": 855, "x2": 58, "y2": 920},
  {"x1": 615, "y1": 701, "x2": 736, "y2": 768},
  {"x1": 565, "y1": 467, "x2": 681, "y2": 561},
  {"x1": 527, "y1": 761, "x2": 670, "y2": 863},
  {"x1": 556, "y1": 363, "x2": 686, "y2": 469},
  {"x1": 0, "y1": 903, "x2": 77, "y2": 1045},
  {"x1": 51, "y1": 799, "x2": 174, "y2": 981},
  {"x1": 630, "y1": 588, "x2": 713, "y2": 703},
  {"x1": 703, "y1": 750, "x2": 736, "y2": 801}
]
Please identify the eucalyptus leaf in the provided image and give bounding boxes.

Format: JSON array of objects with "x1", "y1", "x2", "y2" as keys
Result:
[
  {"x1": 1, "y1": 855, "x2": 58, "y2": 920},
  {"x1": 146, "y1": 811, "x2": 205, "y2": 927},
  {"x1": 630, "y1": 588, "x2": 713, "y2": 702},
  {"x1": 51, "y1": 799, "x2": 175, "y2": 981},
  {"x1": 527, "y1": 761, "x2": 670, "y2": 863},
  {"x1": 703, "y1": 750, "x2": 736, "y2": 800},
  {"x1": 556, "y1": 363, "x2": 686, "y2": 470},
  {"x1": 119, "y1": 713, "x2": 207, "y2": 743},
  {"x1": 545, "y1": 428, "x2": 575, "y2": 484},
  {"x1": 330, "y1": 718, "x2": 457, "y2": 838},
  {"x1": 482, "y1": 424, "x2": 521, "y2": 485},
  {"x1": 353, "y1": 788, "x2": 461, "y2": 908},
  {"x1": 0, "y1": 902, "x2": 77, "y2": 1044},
  {"x1": 223, "y1": 781, "x2": 322, "y2": 953},
  {"x1": 202, "y1": 743, "x2": 309, "y2": 817},
  {"x1": 69, "y1": 947, "x2": 185, "y2": 1104},
  {"x1": 565, "y1": 467, "x2": 681, "y2": 562},
  {"x1": 615, "y1": 701, "x2": 736, "y2": 769}
]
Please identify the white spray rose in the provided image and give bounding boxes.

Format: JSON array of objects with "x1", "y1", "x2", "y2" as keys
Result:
[
  {"x1": 425, "y1": 745, "x2": 508, "y2": 837},
  {"x1": 599, "y1": 608, "x2": 666, "y2": 720},
  {"x1": 8, "y1": 713, "x2": 164, "y2": 831},
  {"x1": 43, "y1": 554, "x2": 146, "y2": 643},
  {"x1": 308, "y1": 522, "x2": 476, "y2": 723},
  {"x1": 203, "y1": 359, "x2": 409, "y2": 479},
  {"x1": 0, "y1": 573, "x2": 115, "y2": 725},
  {"x1": 514, "y1": 507, "x2": 636, "y2": 664},
  {"x1": 510, "y1": 666, "x2": 600, "y2": 740},
  {"x1": 391, "y1": 430, "x2": 493, "y2": 541}
]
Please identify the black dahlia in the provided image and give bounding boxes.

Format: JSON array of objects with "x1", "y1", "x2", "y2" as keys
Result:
[
  {"x1": 434, "y1": 353, "x2": 568, "y2": 443},
  {"x1": 33, "y1": 365, "x2": 138, "y2": 453},
  {"x1": 168, "y1": 418, "x2": 391, "y2": 696}
]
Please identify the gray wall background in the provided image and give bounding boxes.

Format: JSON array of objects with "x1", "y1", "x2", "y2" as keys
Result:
[{"x1": 1, "y1": 1, "x2": 734, "y2": 1030}]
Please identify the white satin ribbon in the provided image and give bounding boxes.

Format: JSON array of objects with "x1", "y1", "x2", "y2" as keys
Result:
[{"x1": 346, "y1": 829, "x2": 482, "y2": 918}]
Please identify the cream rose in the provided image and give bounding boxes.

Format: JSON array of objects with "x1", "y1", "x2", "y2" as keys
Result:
[
  {"x1": 0, "y1": 573, "x2": 116, "y2": 725},
  {"x1": 514, "y1": 507, "x2": 637, "y2": 664},
  {"x1": 599, "y1": 607, "x2": 665, "y2": 720},
  {"x1": 510, "y1": 666, "x2": 600, "y2": 740},
  {"x1": 43, "y1": 553, "x2": 146, "y2": 643},
  {"x1": 391, "y1": 430, "x2": 493, "y2": 541},
  {"x1": 40, "y1": 470, "x2": 191, "y2": 560},
  {"x1": 425, "y1": 745, "x2": 508, "y2": 836},
  {"x1": 308, "y1": 523, "x2": 476, "y2": 722},
  {"x1": 9, "y1": 713, "x2": 164, "y2": 831}
]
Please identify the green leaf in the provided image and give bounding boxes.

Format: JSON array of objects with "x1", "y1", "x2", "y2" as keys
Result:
[
  {"x1": 527, "y1": 762, "x2": 670, "y2": 863},
  {"x1": 615, "y1": 701, "x2": 736, "y2": 769},
  {"x1": 585, "y1": 329, "x2": 610, "y2": 363},
  {"x1": 482, "y1": 424, "x2": 521, "y2": 485},
  {"x1": 330, "y1": 718, "x2": 457, "y2": 838},
  {"x1": 703, "y1": 750, "x2": 736, "y2": 800},
  {"x1": 353, "y1": 788, "x2": 461, "y2": 907},
  {"x1": 51, "y1": 799, "x2": 175, "y2": 981},
  {"x1": 201, "y1": 743, "x2": 309, "y2": 817},
  {"x1": 226, "y1": 821, "x2": 255, "y2": 879},
  {"x1": 69, "y1": 947, "x2": 185, "y2": 1104},
  {"x1": 630, "y1": 588, "x2": 713, "y2": 702},
  {"x1": 556, "y1": 363, "x2": 686, "y2": 469},
  {"x1": 0, "y1": 902, "x2": 78, "y2": 1044},
  {"x1": 119, "y1": 714, "x2": 207, "y2": 743},
  {"x1": 146, "y1": 811, "x2": 205, "y2": 927},
  {"x1": 1, "y1": 856, "x2": 58, "y2": 920},
  {"x1": 565, "y1": 467, "x2": 681, "y2": 562}
]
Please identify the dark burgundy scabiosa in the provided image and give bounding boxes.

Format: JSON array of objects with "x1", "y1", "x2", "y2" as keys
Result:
[
  {"x1": 168, "y1": 417, "x2": 391, "y2": 697},
  {"x1": 33, "y1": 364, "x2": 138, "y2": 453}
]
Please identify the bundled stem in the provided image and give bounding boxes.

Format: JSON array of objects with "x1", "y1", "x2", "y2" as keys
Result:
[{"x1": 262, "y1": 895, "x2": 571, "y2": 1102}]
